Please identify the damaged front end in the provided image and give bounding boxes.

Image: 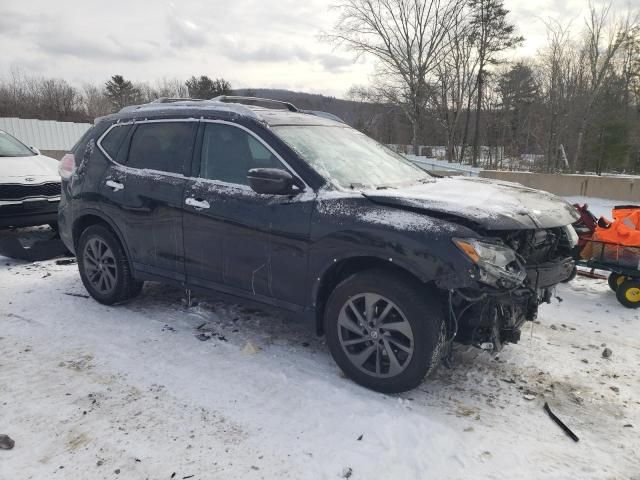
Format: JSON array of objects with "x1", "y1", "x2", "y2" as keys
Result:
[{"x1": 448, "y1": 226, "x2": 577, "y2": 351}]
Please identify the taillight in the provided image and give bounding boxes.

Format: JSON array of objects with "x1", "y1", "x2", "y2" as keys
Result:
[{"x1": 59, "y1": 153, "x2": 76, "y2": 180}]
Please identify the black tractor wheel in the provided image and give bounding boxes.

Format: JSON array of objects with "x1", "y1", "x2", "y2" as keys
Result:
[{"x1": 608, "y1": 273, "x2": 626, "y2": 292}]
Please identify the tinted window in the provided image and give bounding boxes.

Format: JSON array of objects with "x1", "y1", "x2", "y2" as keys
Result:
[
  {"x1": 127, "y1": 122, "x2": 196, "y2": 174},
  {"x1": 200, "y1": 123, "x2": 282, "y2": 185},
  {"x1": 101, "y1": 125, "x2": 131, "y2": 159},
  {"x1": 0, "y1": 130, "x2": 34, "y2": 157}
]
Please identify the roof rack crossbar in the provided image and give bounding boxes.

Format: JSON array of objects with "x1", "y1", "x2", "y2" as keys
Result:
[{"x1": 211, "y1": 96, "x2": 299, "y2": 112}]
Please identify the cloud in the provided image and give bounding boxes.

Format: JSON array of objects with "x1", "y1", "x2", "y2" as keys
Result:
[
  {"x1": 166, "y1": 4, "x2": 209, "y2": 48},
  {"x1": 35, "y1": 33, "x2": 161, "y2": 62},
  {"x1": 215, "y1": 36, "x2": 353, "y2": 72},
  {"x1": 0, "y1": 11, "x2": 31, "y2": 36}
]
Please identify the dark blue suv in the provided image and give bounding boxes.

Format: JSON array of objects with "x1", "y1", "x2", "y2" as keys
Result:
[{"x1": 58, "y1": 96, "x2": 578, "y2": 392}]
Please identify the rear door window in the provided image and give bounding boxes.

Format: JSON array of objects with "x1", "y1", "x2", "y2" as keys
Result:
[{"x1": 126, "y1": 122, "x2": 197, "y2": 175}]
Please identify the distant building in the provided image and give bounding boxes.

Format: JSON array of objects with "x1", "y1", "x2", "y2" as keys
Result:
[{"x1": 0, "y1": 117, "x2": 91, "y2": 159}]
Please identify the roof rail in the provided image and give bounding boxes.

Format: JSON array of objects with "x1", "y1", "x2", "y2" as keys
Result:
[
  {"x1": 150, "y1": 97, "x2": 207, "y2": 103},
  {"x1": 212, "y1": 96, "x2": 299, "y2": 112}
]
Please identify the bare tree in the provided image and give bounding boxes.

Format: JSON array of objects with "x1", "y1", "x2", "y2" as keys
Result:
[
  {"x1": 431, "y1": 7, "x2": 479, "y2": 162},
  {"x1": 325, "y1": 0, "x2": 467, "y2": 154},
  {"x1": 468, "y1": 0, "x2": 523, "y2": 167},
  {"x1": 83, "y1": 84, "x2": 113, "y2": 119},
  {"x1": 572, "y1": 1, "x2": 638, "y2": 172}
]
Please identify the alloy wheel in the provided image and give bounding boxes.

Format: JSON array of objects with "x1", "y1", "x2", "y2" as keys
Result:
[
  {"x1": 337, "y1": 293, "x2": 414, "y2": 378},
  {"x1": 83, "y1": 237, "x2": 118, "y2": 295}
]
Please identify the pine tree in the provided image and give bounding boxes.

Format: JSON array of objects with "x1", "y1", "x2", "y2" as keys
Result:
[
  {"x1": 104, "y1": 75, "x2": 141, "y2": 109},
  {"x1": 185, "y1": 76, "x2": 232, "y2": 99}
]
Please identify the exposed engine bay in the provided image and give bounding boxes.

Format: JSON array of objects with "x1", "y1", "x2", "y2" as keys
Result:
[{"x1": 448, "y1": 227, "x2": 577, "y2": 352}]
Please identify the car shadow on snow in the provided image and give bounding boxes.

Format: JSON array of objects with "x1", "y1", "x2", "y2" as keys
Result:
[{"x1": 0, "y1": 225, "x2": 70, "y2": 263}]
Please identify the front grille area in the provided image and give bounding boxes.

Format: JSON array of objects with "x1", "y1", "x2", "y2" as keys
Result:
[{"x1": 0, "y1": 182, "x2": 61, "y2": 201}]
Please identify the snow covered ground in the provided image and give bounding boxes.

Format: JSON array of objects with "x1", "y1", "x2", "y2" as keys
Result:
[{"x1": 1, "y1": 231, "x2": 638, "y2": 479}]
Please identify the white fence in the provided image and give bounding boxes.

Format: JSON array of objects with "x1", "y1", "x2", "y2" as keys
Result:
[{"x1": 0, "y1": 117, "x2": 91, "y2": 151}]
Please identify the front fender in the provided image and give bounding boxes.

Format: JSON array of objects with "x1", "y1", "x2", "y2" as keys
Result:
[{"x1": 307, "y1": 197, "x2": 479, "y2": 308}]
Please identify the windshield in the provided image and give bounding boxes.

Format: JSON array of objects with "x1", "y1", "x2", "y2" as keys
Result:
[
  {"x1": 273, "y1": 125, "x2": 431, "y2": 189},
  {"x1": 0, "y1": 131, "x2": 35, "y2": 157}
]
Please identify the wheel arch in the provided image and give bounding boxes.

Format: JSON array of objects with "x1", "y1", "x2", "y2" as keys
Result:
[
  {"x1": 312, "y1": 255, "x2": 431, "y2": 336},
  {"x1": 72, "y1": 211, "x2": 133, "y2": 267}
]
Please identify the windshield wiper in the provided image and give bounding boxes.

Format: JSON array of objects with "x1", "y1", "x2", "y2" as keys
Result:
[
  {"x1": 349, "y1": 183, "x2": 366, "y2": 189},
  {"x1": 376, "y1": 185, "x2": 396, "y2": 190}
]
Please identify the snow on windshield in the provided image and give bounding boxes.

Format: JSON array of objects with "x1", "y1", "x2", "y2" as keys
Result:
[
  {"x1": 273, "y1": 125, "x2": 430, "y2": 189},
  {"x1": 0, "y1": 131, "x2": 34, "y2": 157}
]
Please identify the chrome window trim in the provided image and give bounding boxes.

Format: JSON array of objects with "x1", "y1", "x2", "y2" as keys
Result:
[{"x1": 96, "y1": 118, "x2": 309, "y2": 192}]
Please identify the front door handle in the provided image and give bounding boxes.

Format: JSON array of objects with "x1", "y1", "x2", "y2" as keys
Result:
[
  {"x1": 185, "y1": 197, "x2": 210, "y2": 210},
  {"x1": 105, "y1": 180, "x2": 124, "y2": 192}
]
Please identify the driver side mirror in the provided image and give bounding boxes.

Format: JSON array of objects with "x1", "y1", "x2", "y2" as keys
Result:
[
  {"x1": 30, "y1": 146, "x2": 41, "y2": 155},
  {"x1": 247, "y1": 168, "x2": 299, "y2": 195}
]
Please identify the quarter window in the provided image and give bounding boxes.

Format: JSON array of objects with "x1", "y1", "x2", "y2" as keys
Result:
[
  {"x1": 100, "y1": 124, "x2": 131, "y2": 160},
  {"x1": 127, "y1": 122, "x2": 197, "y2": 174},
  {"x1": 199, "y1": 123, "x2": 283, "y2": 185}
]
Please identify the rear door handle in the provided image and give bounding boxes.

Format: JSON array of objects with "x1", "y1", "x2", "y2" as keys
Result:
[
  {"x1": 185, "y1": 197, "x2": 210, "y2": 210},
  {"x1": 105, "y1": 180, "x2": 124, "y2": 191}
]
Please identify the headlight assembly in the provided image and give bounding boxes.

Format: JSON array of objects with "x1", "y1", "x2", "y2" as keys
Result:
[{"x1": 454, "y1": 238, "x2": 527, "y2": 288}]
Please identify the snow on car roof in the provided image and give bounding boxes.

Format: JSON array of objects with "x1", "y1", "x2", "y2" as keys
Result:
[{"x1": 104, "y1": 100, "x2": 344, "y2": 127}]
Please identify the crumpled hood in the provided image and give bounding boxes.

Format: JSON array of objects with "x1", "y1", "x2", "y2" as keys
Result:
[
  {"x1": 363, "y1": 177, "x2": 579, "y2": 230},
  {"x1": 0, "y1": 154, "x2": 59, "y2": 183}
]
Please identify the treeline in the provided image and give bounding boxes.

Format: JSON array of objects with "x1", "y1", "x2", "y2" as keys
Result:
[
  {"x1": 333, "y1": 0, "x2": 640, "y2": 174},
  {"x1": 0, "y1": 73, "x2": 232, "y2": 124}
]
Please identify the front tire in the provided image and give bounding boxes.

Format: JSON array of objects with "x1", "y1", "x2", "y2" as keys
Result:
[
  {"x1": 77, "y1": 224, "x2": 143, "y2": 305},
  {"x1": 325, "y1": 269, "x2": 445, "y2": 393}
]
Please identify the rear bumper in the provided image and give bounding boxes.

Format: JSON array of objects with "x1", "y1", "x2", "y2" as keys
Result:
[{"x1": 0, "y1": 198, "x2": 59, "y2": 228}]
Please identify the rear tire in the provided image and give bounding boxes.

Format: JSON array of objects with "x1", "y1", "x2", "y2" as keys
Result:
[
  {"x1": 324, "y1": 269, "x2": 445, "y2": 393},
  {"x1": 77, "y1": 224, "x2": 143, "y2": 305},
  {"x1": 616, "y1": 279, "x2": 640, "y2": 309}
]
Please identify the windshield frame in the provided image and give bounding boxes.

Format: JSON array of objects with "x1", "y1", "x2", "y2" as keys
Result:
[
  {"x1": 0, "y1": 130, "x2": 36, "y2": 158},
  {"x1": 271, "y1": 124, "x2": 432, "y2": 190}
]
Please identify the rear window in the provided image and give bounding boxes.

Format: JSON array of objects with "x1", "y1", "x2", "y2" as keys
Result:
[
  {"x1": 126, "y1": 122, "x2": 197, "y2": 174},
  {"x1": 0, "y1": 130, "x2": 34, "y2": 157},
  {"x1": 100, "y1": 125, "x2": 132, "y2": 160}
]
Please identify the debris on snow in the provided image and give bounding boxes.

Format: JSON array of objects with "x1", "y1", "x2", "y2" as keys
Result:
[
  {"x1": 342, "y1": 467, "x2": 353, "y2": 478},
  {"x1": 55, "y1": 258, "x2": 76, "y2": 266},
  {"x1": 242, "y1": 341, "x2": 260, "y2": 354},
  {"x1": 602, "y1": 347, "x2": 613, "y2": 358},
  {"x1": 64, "y1": 292, "x2": 89, "y2": 299},
  {"x1": 0, "y1": 434, "x2": 15, "y2": 450},
  {"x1": 543, "y1": 403, "x2": 579, "y2": 442}
]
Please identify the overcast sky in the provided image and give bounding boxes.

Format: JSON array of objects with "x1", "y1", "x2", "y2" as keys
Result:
[{"x1": 0, "y1": 0, "x2": 627, "y2": 98}]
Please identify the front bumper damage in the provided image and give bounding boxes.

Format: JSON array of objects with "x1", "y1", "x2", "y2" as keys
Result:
[{"x1": 449, "y1": 256, "x2": 575, "y2": 351}]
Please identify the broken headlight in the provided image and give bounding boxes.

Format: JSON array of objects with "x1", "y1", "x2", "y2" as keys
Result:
[{"x1": 454, "y1": 238, "x2": 526, "y2": 288}]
